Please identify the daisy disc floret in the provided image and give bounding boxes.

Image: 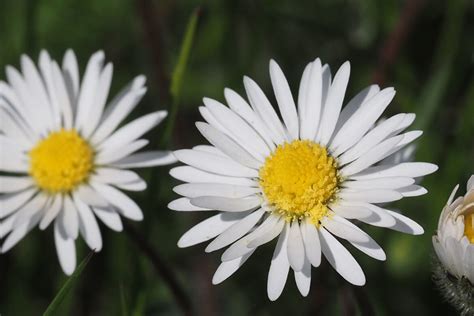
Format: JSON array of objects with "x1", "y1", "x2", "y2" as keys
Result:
[
  {"x1": 259, "y1": 140, "x2": 339, "y2": 223},
  {"x1": 169, "y1": 57, "x2": 438, "y2": 301}
]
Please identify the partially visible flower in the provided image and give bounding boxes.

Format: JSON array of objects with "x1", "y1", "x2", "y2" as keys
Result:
[
  {"x1": 433, "y1": 175, "x2": 474, "y2": 315},
  {"x1": 0, "y1": 50, "x2": 176, "y2": 274},
  {"x1": 170, "y1": 58, "x2": 437, "y2": 300}
]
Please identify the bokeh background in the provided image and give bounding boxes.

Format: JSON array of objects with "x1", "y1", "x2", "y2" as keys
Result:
[{"x1": 1, "y1": 0, "x2": 473, "y2": 315}]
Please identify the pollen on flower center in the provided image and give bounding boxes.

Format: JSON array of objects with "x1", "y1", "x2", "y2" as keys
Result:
[
  {"x1": 465, "y1": 213, "x2": 474, "y2": 243},
  {"x1": 29, "y1": 129, "x2": 94, "y2": 193},
  {"x1": 259, "y1": 140, "x2": 339, "y2": 224}
]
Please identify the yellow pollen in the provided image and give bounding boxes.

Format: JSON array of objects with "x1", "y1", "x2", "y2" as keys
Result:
[
  {"x1": 259, "y1": 140, "x2": 339, "y2": 224},
  {"x1": 465, "y1": 213, "x2": 474, "y2": 243},
  {"x1": 29, "y1": 129, "x2": 94, "y2": 193}
]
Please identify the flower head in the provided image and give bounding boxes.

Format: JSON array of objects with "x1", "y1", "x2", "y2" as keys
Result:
[
  {"x1": 0, "y1": 50, "x2": 176, "y2": 274},
  {"x1": 170, "y1": 58, "x2": 437, "y2": 300},
  {"x1": 433, "y1": 176, "x2": 474, "y2": 283}
]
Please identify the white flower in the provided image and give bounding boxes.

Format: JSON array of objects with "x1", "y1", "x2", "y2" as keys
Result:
[
  {"x1": 169, "y1": 58, "x2": 437, "y2": 300},
  {"x1": 433, "y1": 175, "x2": 474, "y2": 284},
  {"x1": 0, "y1": 50, "x2": 176, "y2": 274}
]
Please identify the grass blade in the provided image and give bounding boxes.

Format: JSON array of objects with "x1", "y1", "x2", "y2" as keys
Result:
[
  {"x1": 43, "y1": 251, "x2": 94, "y2": 316},
  {"x1": 161, "y1": 7, "x2": 201, "y2": 145}
]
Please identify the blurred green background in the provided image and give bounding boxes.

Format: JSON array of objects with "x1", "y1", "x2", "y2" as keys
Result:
[{"x1": 1, "y1": 0, "x2": 473, "y2": 315}]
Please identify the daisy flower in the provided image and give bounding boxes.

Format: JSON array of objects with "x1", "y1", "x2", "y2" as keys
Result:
[
  {"x1": 433, "y1": 175, "x2": 474, "y2": 282},
  {"x1": 0, "y1": 50, "x2": 176, "y2": 274},
  {"x1": 169, "y1": 58, "x2": 438, "y2": 300},
  {"x1": 432, "y1": 176, "x2": 474, "y2": 314}
]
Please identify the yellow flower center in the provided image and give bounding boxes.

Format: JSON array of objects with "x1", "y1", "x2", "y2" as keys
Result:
[
  {"x1": 259, "y1": 140, "x2": 339, "y2": 224},
  {"x1": 29, "y1": 129, "x2": 94, "y2": 193},
  {"x1": 465, "y1": 213, "x2": 474, "y2": 243}
]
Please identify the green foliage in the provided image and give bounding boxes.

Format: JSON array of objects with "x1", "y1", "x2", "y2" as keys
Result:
[{"x1": 43, "y1": 252, "x2": 94, "y2": 316}]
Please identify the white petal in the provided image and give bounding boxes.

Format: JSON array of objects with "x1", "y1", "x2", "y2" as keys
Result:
[
  {"x1": 54, "y1": 219, "x2": 76, "y2": 275},
  {"x1": 20, "y1": 55, "x2": 55, "y2": 131},
  {"x1": 93, "y1": 207, "x2": 123, "y2": 232},
  {"x1": 321, "y1": 215, "x2": 370, "y2": 243},
  {"x1": 300, "y1": 59, "x2": 323, "y2": 140},
  {"x1": 12, "y1": 192, "x2": 48, "y2": 228},
  {"x1": 177, "y1": 212, "x2": 245, "y2": 247},
  {"x1": 174, "y1": 183, "x2": 259, "y2": 199},
  {"x1": 330, "y1": 88, "x2": 395, "y2": 155},
  {"x1": 302, "y1": 219, "x2": 321, "y2": 267},
  {"x1": 62, "y1": 49, "x2": 80, "y2": 102},
  {"x1": 340, "y1": 202, "x2": 396, "y2": 227},
  {"x1": 350, "y1": 162, "x2": 438, "y2": 180},
  {"x1": 319, "y1": 227, "x2": 365, "y2": 286},
  {"x1": 93, "y1": 168, "x2": 140, "y2": 184},
  {"x1": 224, "y1": 88, "x2": 275, "y2": 150},
  {"x1": 98, "y1": 111, "x2": 166, "y2": 151},
  {"x1": 212, "y1": 250, "x2": 255, "y2": 285},
  {"x1": 115, "y1": 179, "x2": 147, "y2": 191},
  {"x1": 1, "y1": 210, "x2": 42, "y2": 253},
  {"x1": 339, "y1": 189, "x2": 403, "y2": 203},
  {"x1": 337, "y1": 113, "x2": 405, "y2": 164},
  {"x1": 90, "y1": 181, "x2": 143, "y2": 220},
  {"x1": 206, "y1": 208, "x2": 265, "y2": 252},
  {"x1": 397, "y1": 185, "x2": 428, "y2": 197},
  {"x1": 269, "y1": 59, "x2": 299, "y2": 140},
  {"x1": 0, "y1": 176, "x2": 33, "y2": 193},
  {"x1": 169, "y1": 166, "x2": 257, "y2": 186},
  {"x1": 75, "y1": 51, "x2": 105, "y2": 132},
  {"x1": 244, "y1": 76, "x2": 288, "y2": 144},
  {"x1": 329, "y1": 203, "x2": 372, "y2": 220},
  {"x1": 39, "y1": 195, "x2": 63, "y2": 230},
  {"x1": 0, "y1": 145, "x2": 29, "y2": 173},
  {"x1": 246, "y1": 216, "x2": 286, "y2": 248},
  {"x1": 0, "y1": 105, "x2": 34, "y2": 148},
  {"x1": 73, "y1": 194, "x2": 102, "y2": 251},
  {"x1": 75, "y1": 185, "x2": 109, "y2": 208},
  {"x1": 342, "y1": 177, "x2": 414, "y2": 190},
  {"x1": 204, "y1": 96, "x2": 270, "y2": 159},
  {"x1": 38, "y1": 51, "x2": 62, "y2": 129},
  {"x1": 51, "y1": 61, "x2": 74, "y2": 129},
  {"x1": 61, "y1": 195, "x2": 79, "y2": 239},
  {"x1": 467, "y1": 175, "x2": 474, "y2": 191},
  {"x1": 111, "y1": 151, "x2": 177, "y2": 169},
  {"x1": 316, "y1": 61, "x2": 350, "y2": 145},
  {"x1": 333, "y1": 85, "x2": 380, "y2": 136},
  {"x1": 0, "y1": 188, "x2": 37, "y2": 218},
  {"x1": 95, "y1": 139, "x2": 149, "y2": 165},
  {"x1": 90, "y1": 79, "x2": 147, "y2": 144},
  {"x1": 221, "y1": 215, "x2": 282, "y2": 261},
  {"x1": 267, "y1": 222, "x2": 290, "y2": 301},
  {"x1": 196, "y1": 122, "x2": 261, "y2": 169},
  {"x1": 168, "y1": 197, "x2": 211, "y2": 212},
  {"x1": 82, "y1": 63, "x2": 114, "y2": 138},
  {"x1": 341, "y1": 135, "x2": 403, "y2": 176},
  {"x1": 297, "y1": 62, "x2": 312, "y2": 127},
  {"x1": 287, "y1": 221, "x2": 305, "y2": 271},
  {"x1": 463, "y1": 244, "x2": 474, "y2": 283},
  {"x1": 190, "y1": 196, "x2": 261, "y2": 212},
  {"x1": 294, "y1": 257, "x2": 311, "y2": 297},
  {"x1": 331, "y1": 216, "x2": 386, "y2": 260},
  {"x1": 386, "y1": 210, "x2": 424, "y2": 235},
  {"x1": 174, "y1": 149, "x2": 257, "y2": 178}
]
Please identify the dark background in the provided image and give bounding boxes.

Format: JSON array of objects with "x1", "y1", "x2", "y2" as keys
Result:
[{"x1": 0, "y1": 0, "x2": 473, "y2": 315}]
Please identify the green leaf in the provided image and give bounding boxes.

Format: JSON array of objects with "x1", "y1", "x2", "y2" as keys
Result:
[
  {"x1": 43, "y1": 251, "x2": 94, "y2": 316},
  {"x1": 161, "y1": 7, "x2": 201, "y2": 145}
]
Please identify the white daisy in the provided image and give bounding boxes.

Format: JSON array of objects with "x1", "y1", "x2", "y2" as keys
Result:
[
  {"x1": 433, "y1": 175, "x2": 474, "y2": 284},
  {"x1": 0, "y1": 50, "x2": 176, "y2": 274},
  {"x1": 169, "y1": 58, "x2": 438, "y2": 300}
]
